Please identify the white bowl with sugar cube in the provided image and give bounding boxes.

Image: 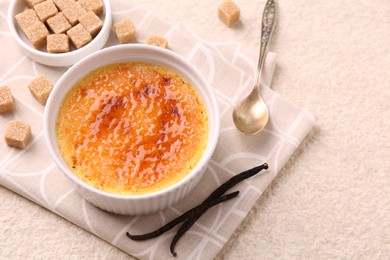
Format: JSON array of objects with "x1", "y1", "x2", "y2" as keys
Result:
[{"x1": 7, "y1": 0, "x2": 112, "y2": 67}]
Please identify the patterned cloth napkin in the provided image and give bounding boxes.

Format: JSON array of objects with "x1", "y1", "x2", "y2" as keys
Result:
[{"x1": 0, "y1": 1, "x2": 316, "y2": 259}]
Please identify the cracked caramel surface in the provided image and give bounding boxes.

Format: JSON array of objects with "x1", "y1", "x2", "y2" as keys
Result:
[{"x1": 56, "y1": 62, "x2": 208, "y2": 195}]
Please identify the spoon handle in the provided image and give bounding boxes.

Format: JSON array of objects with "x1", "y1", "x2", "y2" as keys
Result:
[{"x1": 254, "y1": 0, "x2": 276, "y2": 88}]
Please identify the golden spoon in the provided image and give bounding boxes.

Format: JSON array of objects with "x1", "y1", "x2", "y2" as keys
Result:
[{"x1": 232, "y1": 0, "x2": 276, "y2": 135}]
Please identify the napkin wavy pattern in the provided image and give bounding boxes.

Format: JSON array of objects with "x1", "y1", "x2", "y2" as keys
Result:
[{"x1": 0, "y1": 2, "x2": 315, "y2": 259}]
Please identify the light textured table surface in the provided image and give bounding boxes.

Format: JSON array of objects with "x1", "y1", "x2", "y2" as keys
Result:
[{"x1": 1, "y1": 0, "x2": 389, "y2": 259}]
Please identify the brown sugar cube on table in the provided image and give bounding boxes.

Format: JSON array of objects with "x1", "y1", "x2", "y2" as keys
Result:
[
  {"x1": 4, "y1": 120, "x2": 32, "y2": 149},
  {"x1": 146, "y1": 35, "x2": 168, "y2": 49},
  {"x1": 46, "y1": 12, "x2": 71, "y2": 34},
  {"x1": 47, "y1": 34, "x2": 69, "y2": 53},
  {"x1": 23, "y1": 0, "x2": 45, "y2": 8},
  {"x1": 24, "y1": 21, "x2": 49, "y2": 49},
  {"x1": 28, "y1": 75, "x2": 53, "y2": 105},
  {"x1": 52, "y1": 0, "x2": 75, "y2": 11},
  {"x1": 62, "y1": 2, "x2": 86, "y2": 26},
  {"x1": 67, "y1": 24, "x2": 92, "y2": 49},
  {"x1": 0, "y1": 86, "x2": 15, "y2": 113},
  {"x1": 114, "y1": 18, "x2": 136, "y2": 44},
  {"x1": 79, "y1": 11, "x2": 103, "y2": 37},
  {"x1": 218, "y1": 0, "x2": 240, "y2": 27},
  {"x1": 34, "y1": 0, "x2": 59, "y2": 22},
  {"x1": 15, "y1": 9, "x2": 40, "y2": 33},
  {"x1": 78, "y1": 0, "x2": 104, "y2": 16}
]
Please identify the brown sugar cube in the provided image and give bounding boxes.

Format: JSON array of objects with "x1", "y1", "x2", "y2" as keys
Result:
[
  {"x1": 28, "y1": 75, "x2": 53, "y2": 105},
  {"x1": 24, "y1": 21, "x2": 49, "y2": 49},
  {"x1": 34, "y1": 0, "x2": 59, "y2": 22},
  {"x1": 146, "y1": 35, "x2": 168, "y2": 49},
  {"x1": 0, "y1": 86, "x2": 14, "y2": 113},
  {"x1": 4, "y1": 120, "x2": 32, "y2": 149},
  {"x1": 218, "y1": 0, "x2": 240, "y2": 27},
  {"x1": 67, "y1": 23, "x2": 92, "y2": 49},
  {"x1": 46, "y1": 12, "x2": 71, "y2": 34},
  {"x1": 79, "y1": 11, "x2": 103, "y2": 37},
  {"x1": 62, "y1": 2, "x2": 86, "y2": 26},
  {"x1": 23, "y1": 0, "x2": 45, "y2": 8},
  {"x1": 113, "y1": 18, "x2": 136, "y2": 44},
  {"x1": 47, "y1": 34, "x2": 69, "y2": 53},
  {"x1": 78, "y1": 0, "x2": 104, "y2": 16},
  {"x1": 52, "y1": 0, "x2": 75, "y2": 11},
  {"x1": 15, "y1": 9, "x2": 40, "y2": 33}
]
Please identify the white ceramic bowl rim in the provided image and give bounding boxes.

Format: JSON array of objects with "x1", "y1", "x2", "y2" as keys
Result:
[
  {"x1": 7, "y1": 0, "x2": 112, "y2": 60},
  {"x1": 44, "y1": 44, "x2": 220, "y2": 201}
]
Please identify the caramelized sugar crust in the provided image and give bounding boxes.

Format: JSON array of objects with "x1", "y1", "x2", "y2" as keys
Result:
[{"x1": 56, "y1": 62, "x2": 208, "y2": 195}]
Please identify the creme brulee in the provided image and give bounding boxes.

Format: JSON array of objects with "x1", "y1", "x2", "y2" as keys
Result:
[{"x1": 56, "y1": 62, "x2": 208, "y2": 195}]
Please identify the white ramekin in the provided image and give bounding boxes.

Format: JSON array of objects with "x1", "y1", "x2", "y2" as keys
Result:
[
  {"x1": 44, "y1": 44, "x2": 220, "y2": 215},
  {"x1": 7, "y1": 0, "x2": 112, "y2": 67}
]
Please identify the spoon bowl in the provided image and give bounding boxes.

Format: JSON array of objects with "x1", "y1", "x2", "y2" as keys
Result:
[{"x1": 232, "y1": 88, "x2": 269, "y2": 135}]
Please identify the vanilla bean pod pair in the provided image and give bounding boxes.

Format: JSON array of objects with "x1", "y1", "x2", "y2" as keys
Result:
[{"x1": 126, "y1": 163, "x2": 268, "y2": 257}]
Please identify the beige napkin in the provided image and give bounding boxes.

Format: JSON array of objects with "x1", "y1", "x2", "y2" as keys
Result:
[{"x1": 0, "y1": 2, "x2": 316, "y2": 259}]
